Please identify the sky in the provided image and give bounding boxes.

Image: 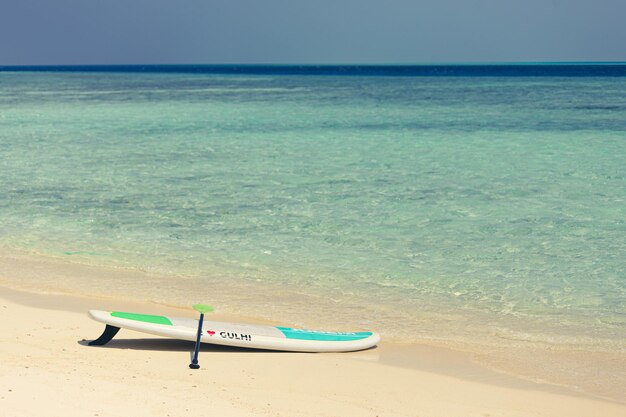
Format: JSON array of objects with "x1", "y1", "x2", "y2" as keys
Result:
[{"x1": 0, "y1": 0, "x2": 625, "y2": 65}]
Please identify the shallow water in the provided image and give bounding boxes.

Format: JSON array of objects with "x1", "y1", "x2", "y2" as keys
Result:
[{"x1": 0, "y1": 70, "x2": 625, "y2": 356}]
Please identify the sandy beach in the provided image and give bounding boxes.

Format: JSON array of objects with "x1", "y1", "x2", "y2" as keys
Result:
[{"x1": 1, "y1": 282, "x2": 624, "y2": 417}]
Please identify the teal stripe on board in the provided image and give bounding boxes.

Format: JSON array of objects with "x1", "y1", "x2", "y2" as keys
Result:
[{"x1": 276, "y1": 327, "x2": 373, "y2": 341}]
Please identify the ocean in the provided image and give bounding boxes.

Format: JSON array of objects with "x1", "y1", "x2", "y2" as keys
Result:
[{"x1": 1, "y1": 66, "x2": 625, "y2": 368}]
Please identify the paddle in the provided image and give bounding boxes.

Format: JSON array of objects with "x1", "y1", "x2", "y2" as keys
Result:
[{"x1": 189, "y1": 304, "x2": 214, "y2": 369}]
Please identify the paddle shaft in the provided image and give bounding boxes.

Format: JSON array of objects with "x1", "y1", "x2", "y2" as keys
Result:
[{"x1": 189, "y1": 312, "x2": 204, "y2": 369}]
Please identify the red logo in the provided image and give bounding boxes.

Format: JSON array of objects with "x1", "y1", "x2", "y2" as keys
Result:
[{"x1": 207, "y1": 330, "x2": 215, "y2": 336}]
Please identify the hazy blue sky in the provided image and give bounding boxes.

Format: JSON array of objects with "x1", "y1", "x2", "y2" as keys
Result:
[{"x1": 1, "y1": 0, "x2": 624, "y2": 65}]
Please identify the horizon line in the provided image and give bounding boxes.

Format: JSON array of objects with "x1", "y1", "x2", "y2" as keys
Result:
[
  {"x1": 2, "y1": 61, "x2": 626, "y2": 67},
  {"x1": 2, "y1": 62, "x2": 625, "y2": 77}
]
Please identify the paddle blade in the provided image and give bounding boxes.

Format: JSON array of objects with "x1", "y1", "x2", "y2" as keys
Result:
[{"x1": 192, "y1": 304, "x2": 214, "y2": 314}]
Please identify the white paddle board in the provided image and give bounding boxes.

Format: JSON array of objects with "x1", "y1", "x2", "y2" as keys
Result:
[{"x1": 88, "y1": 310, "x2": 380, "y2": 352}]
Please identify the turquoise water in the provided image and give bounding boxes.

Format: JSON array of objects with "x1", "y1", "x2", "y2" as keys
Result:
[{"x1": 1, "y1": 71, "x2": 625, "y2": 352}]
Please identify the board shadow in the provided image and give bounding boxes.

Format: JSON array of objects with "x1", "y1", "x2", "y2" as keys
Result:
[{"x1": 77, "y1": 337, "x2": 286, "y2": 353}]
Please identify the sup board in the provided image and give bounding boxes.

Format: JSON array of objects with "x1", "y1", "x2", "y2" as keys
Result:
[{"x1": 88, "y1": 310, "x2": 380, "y2": 352}]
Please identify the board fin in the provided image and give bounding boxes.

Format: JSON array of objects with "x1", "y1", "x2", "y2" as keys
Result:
[{"x1": 88, "y1": 324, "x2": 121, "y2": 346}]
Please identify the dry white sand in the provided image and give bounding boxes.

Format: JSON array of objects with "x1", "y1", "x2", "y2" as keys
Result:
[{"x1": 1, "y1": 286, "x2": 624, "y2": 417}]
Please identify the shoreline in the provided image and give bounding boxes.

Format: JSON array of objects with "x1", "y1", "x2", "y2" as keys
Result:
[
  {"x1": 0, "y1": 285, "x2": 583, "y2": 396},
  {"x1": 1, "y1": 247, "x2": 625, "y2": 405},
  {"x1": 1, "y1": 285, "x2": 625, "y2": 416}
]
